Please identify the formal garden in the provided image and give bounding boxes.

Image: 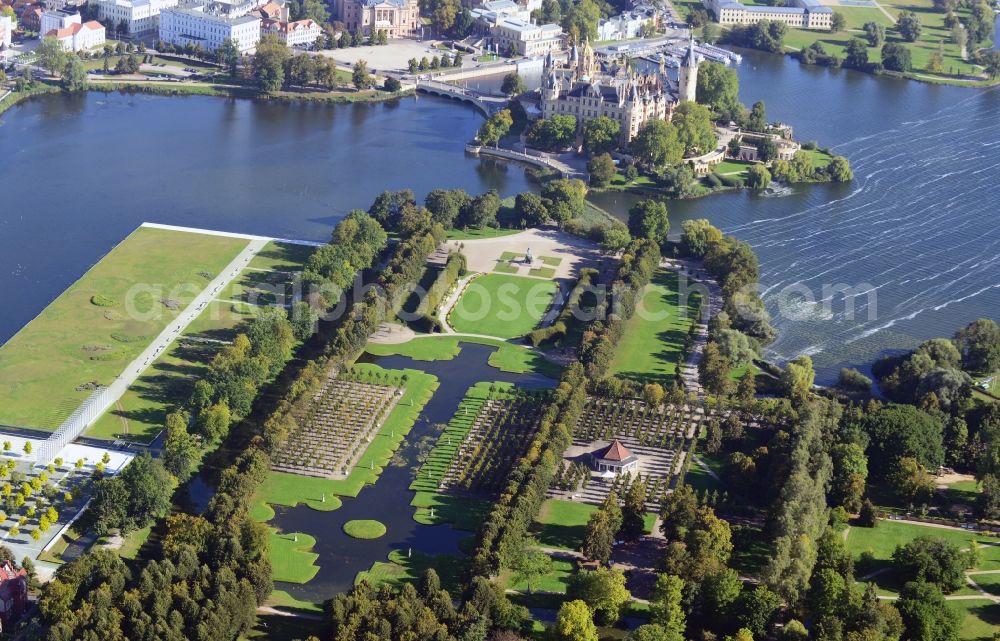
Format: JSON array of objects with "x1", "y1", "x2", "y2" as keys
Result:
[
  {"x1": 272, "y1": 375, "x2": 403, "y2": 479},
  {"x1": 449, "y1": 273, "x2": 558, "y2": 339}
]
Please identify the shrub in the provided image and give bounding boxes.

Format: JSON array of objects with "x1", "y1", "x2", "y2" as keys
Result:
[{"x1": 90, "y1": 294, "x2": 118, "y2": 307}]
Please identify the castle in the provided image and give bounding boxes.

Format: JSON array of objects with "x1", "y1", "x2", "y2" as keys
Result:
[{"x1": 539, "y1": 37, "x2": 701, "y2": 145}]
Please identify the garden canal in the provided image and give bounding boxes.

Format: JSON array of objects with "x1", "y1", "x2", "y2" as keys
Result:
[{"x1": 269, "y1": 342, "x2": 556, "y2": 601}]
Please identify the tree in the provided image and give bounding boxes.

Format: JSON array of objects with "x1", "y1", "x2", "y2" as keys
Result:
[
  {"x1": 587, "y1": 153, "x2": 617, "y2": 188},
  {"x1": 828, "y1": 155, "x2": 854, "y2": 182},
  {"x1": 527, "y1": 114, "x2": 577, "y2": 151},
  {"x1": 895, "y1": 11, "x2": 922, "y2": 42},
  {"x1": 425, "y1": 188, "x2": 469, "y2": 228},
  {"x1": 896, "y1": 581, "x2": 960, "y2": 641},
  {"x1": 459, "y1": 189, "x2": 501, "y2": 228},
  {"x1": 701, "y1": 341, "x2": 734, "y2": 397},
  {"x1": 583, "y1": 509, "x2": 615, "y2": 563},
  {"x1": 541, "y1": 179, "x2": 586, "y2": 225},
  {"x1": 583, "y1": 116, "x2": 621, "y2": 156},
  {"x1": 745, "y1": 165, "x2": 771, "y2": 191},
  {"x1": 288, "y1": 0, "x2": 329, "y2": 22},
  {"x1": 511, "y1": 548, "x2": 552, "y2": 593},
  {"x1": 863, "y1": 404, "x2": 944, "y2": 473},
  {"x1": 37, "y1": 37, "x2": 68, "y2": 77},
  {"x1": 620, "y1": 480, "x2": 647, "y2": 540},
  {"x1": 892, "y1": 537, "x2": 969, "y2": 592},
  {"x1": 163, "y1": 412, "x2": 199, "y2": 481},
  {"x1": 630, "y1": 120, "x2": 683, "y2": 168},
  {"x1": 831, "y1": 442, "x2": 868, "y2": 511},
  {"x1": 953, "y1": 318, "x2": 1000, "y2": 373},
  {"x1": 863, "y1": 21, "x2": 886, "y2": 47},
  {"x1": 650, "y1": 574, "x2": 685, "y2": 635},
  {"x1": 672, "y1": 101, "x2": 717, "y2": 156},
  {"x1": 252, "y1": 35, "x2": 288, "y2": 93},
  {"x1": 746, "y1": 101, "x2": 767, "y2": 133},
  {"x1": 500, "y1": 72, "x2": 526, "y2": 96},
  {"x1": 567, "y1": 567, "x2": 631, "y2": 625},
  {"x1": 351, "y1": 59, "x2": 372, "y2": 89},
  {"x1": 831, "y1": 11, "x2": 846, "y2": 31},
  {"x1": 23, "y1": 441, "x2": 32, "y2": 455},
  {"x1": 696, "y1": 61, "x2": 741, "y2": 117},
  {"x1": 562, "y1": 0, "x2": 600, "y2": 41},
  {"x1": 478, "y1": 108, "x2": 513, "y2": 147},
  {"x1": 780, "y1": 355, "x2": 815, "y2": 401},
  {"x1": 627, "y1": 200, "x2": 670, "y2": 244},
  {"x1": 552, "y1": 600, "x2": 598, "y2": 641},
  {"x1": 513, "y1": 191, "x2": 548, "y2": 227},
  {"x1": 626, "y1": 624, "x2": 683, "y2": 641},
  {"x1": 383, "y1": 76, "x2": 401, "y2": 92},
  {"x1": 681, "y1": 219, "x2": 724, "y2": 257},
  {"x1": 216, "y1": 38, "x2": 240, "y2": 75},
  {"x1": 845, "y1": 38, "x2": 870, "y2": 70}
]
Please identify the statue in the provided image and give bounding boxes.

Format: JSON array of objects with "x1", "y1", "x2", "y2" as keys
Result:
[{"x1": 525, "y1": 247, "x2": 533, "y2": 264}]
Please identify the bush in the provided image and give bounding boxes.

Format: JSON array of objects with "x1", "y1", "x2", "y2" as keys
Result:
[
  {"x1": 90, "y1": 294, "x2": 118, "y2": 307},
  {"x1": 383, "y1": 76, "x2": 402, "y2": 92},
  {"x1": 706, "y1": 172, "x2": 723, "y2": 188}
]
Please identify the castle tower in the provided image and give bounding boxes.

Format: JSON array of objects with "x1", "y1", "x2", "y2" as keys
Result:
[
  {"x1": 679, "y1": 35, "x2": 700, "y2": 103},
  {"x1": 579, "y1": 38, "x2": 596, "y2": 80}
]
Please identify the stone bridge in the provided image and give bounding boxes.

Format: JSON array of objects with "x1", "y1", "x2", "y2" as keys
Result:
[{"x1": 415, "y1": 80, "x2": 508, "y2": 117}]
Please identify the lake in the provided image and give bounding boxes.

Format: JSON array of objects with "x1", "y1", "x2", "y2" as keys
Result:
[{"x1": 1, "y1": 48, "x2": 999, "y2": 382}]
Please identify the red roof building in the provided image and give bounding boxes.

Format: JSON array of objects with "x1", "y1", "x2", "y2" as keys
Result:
[
  {"x1": 593, "y1": 439, "x2": 639, "y2": 474},
  {"x1": 0, "y1": 562, "x2": 27, "y2": 630}
]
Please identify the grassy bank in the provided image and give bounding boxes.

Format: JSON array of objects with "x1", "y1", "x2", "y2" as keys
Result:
[{"x1": 88, "y1": 79, "x2": 414, "y2": 105}]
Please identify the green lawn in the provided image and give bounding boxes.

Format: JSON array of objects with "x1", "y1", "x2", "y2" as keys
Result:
[
  {"x1": 246, "y1": 241, "x2": 315, "y2": 273},
  {"x1": 247, "y1": 612, "x2": 324, "y2": 641},
  {"x1": 493, "y1": 262, "x2": 520, "y2": 274},
  {"x1": 265, "y1": 589, "x2": 323, "y2": 614},
  {"x1": 365, "y1": 336, "x2": 563, "y2": 379},
  {"x1": 539, "y1": 256, "x2": 563, "y2": 267},
  {"x1": 343, "y1": 519, "x2": 387, "y2": 539},
  {"x1": 449, "y1": 274, "x2": 557, "y2": 338},
  {"x1": 269, "y1": 528, "x2": 320, "y2": 584},
  {"x1": 250, "y1": 472, "x2": 343, "y2": 522},
  {"x1": 356, "y1": 549, "x2": 466, "y2": 594},
  {"x1": 410, "y1": 491, "x2": 492, "y2": 531},
  {"x1": 533, "y1": 499, "x2": 656, "y2": 551},
  {"x1": 529, "y1": 267, "x2": 557, "y2": 279},
  {"x1": 780, "y1": 0, "x2": 985, "y2": 79},
  {"x1": 846, "y1": 520, "x2": 1000, "y2": 571},
  {"x1": 948, "y1": 598, "x2": 1000, "y2": 641},
  {"x1": 0, "y1": 226, "x2": 248, "y2": 430},
  {"x1": 714, "y1": 160, "x2": 755, "y2": 176},
  {"x1": 684, "y1": 453, "x2": 724, "y2": 495},
  {"x1": 970, "y1": 572, "x2": 1000, "y2": 597},
  {"x1": 609, "y1": 269, "x2": 702, "y2": 384},
  {"x1": 503, "y1": 557, "x2": 576, "y2": 594},
  {"x1": 446, "y1": 227, "x2": 521, "y2": 240}
]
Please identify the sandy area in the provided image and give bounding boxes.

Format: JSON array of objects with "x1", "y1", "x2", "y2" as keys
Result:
[{"x1": 446, "y1": 228, "x2": 606, "y2": 281}]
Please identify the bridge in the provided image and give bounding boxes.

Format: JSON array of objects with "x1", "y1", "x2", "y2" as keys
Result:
[{"x1": 415, "y1": 80, "x2": 508, "y2": 117}]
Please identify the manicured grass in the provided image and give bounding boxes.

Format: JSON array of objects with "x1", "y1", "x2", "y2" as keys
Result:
[
  {"x1": 0, "y1": 226, "x2": 248, "y2": 430},
  {"x1": 115, "y1": 524, "x2": 152, "y2": 560},
  {"x1": 970, "y1": 572, "x2": 1000, "y2": 597},
  {"x1": 450, "y1": 274, "x2": 557, "y2": 339},
  {"x1": 343, "y1": 519, "x2": 387, "y2": 539},
  {"x1": 533, "y1": 499, "x2": 656, "y2": 551},
  {"x1": 269, "y1": 528, "x2": 320, "y2": 584},
  {"x1": 714, "y1": 160, "x2": 755, "y2": 176},
  {"x1": 265, "y1": 589, "x2": 323, "y2": 613},
  {"x1": 500, "y1": 251, "x2": 526, "y2": 261},
  {"x1": 410, "y1": 491, "x2": 492, "y2": 531},
  {"x1": 493, "y1": 262, "x2": 520, "y2": 274},
  {"x1": 247, "y1": 612, "x2": 324, "y2": 641},
  {"x1": 846, "y1": 520, "x2": 1000, "y2": 570},
  {"x1": 684, "y1": 453, "x2": 724, "y2": 494},
  {"x1": 948, "y1": 598, "x2": 1000, "y2": 641},
  {"x1": 365, "y1": 336, "x2": 563, "y2": 379},
  {"x1": 539, "y1": 256, "x2": 563, "y2": 267},
  {"x1": 941, "y1": 479, "x2": 981, "y2": 507},
  {"x1": 780, "y1": 0, "x2": 985, "y2": 79},
  {"x1": 356, "y1": 549, "x2": 466, "y2": 594},
  {"x1": 609, "y1": 269, "x2": 702, "y2": 384},
  {"x1": 246, "y1": 241, "x2": 315, "y2": 273},
  {"x1": 447, "y1": 227, "x2": 521, "y2": 240},
  {"x1": 250, "y1": 473, "x2": 343, "y2": 522},
  {"x1": 529, "y1": 267, "x2": 557, "y2": 279},
  {"x1": 503, "y1": 557, "x2": 576, "y2": 593}
]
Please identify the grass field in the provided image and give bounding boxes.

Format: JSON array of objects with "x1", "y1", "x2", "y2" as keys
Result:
[
  {"x1": 449, "y1": 274, "x2": 558, "y2": 339},
  {"x1": 948, "y1": 598, "x2": 1000, "y2": 641},
  {"x1": 446, "y1": 227, "x2": 522, "y2": 241},
  {"x1": 971, "y1": 572, "x2": 1000, "y2": 597},
  {"x1": 250, "y1": 473, "x2": 343, "y2": 522},
  {"x1": 780, "y1": 0, "x2": 986, "y2": 80},
  {"x1": 269, "y1": 528, "x2": 320, "y2": 584},
  {"x1": 609, "y1": 269, "x2": 702, "y2": 384},
  {"x1": 503, "y1": 557, "x2": 576, "y2": 594},
  {"x1": 846, "y1": 520, "x2": 1000, "y2": 570},
  {"x1": 343, "y1": 519, "x2": 387, "y2": 539},
  {"x1": 533, "y1": 499, "x2": 656, "y2": 551},
  {"x1": 356, "y1": 549, "x2": 467, "y2": 594},
  {"x1": 410, "y1": 491, "x2": 492, "y2": 531},
  {"x1": 0, "y1": 226, "x2": 247, "y2": 430},
  {"x1": 714, "y1": 160, "x2": 755, "y2": 176},
  {"x1": 365, "y1": 335, "x2": 563, "y2": 379}
]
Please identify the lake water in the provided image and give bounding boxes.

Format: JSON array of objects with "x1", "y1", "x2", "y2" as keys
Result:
[{"x1": 1, "y1": 48, "x2": 999, "y2": 382}]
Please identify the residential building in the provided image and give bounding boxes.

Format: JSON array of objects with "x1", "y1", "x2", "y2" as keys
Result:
[
  {"x1": 90, "y1": 0, "x2": 179, "y2": 37},
  {"x1": 540, "y1": 40, "x2": 678, "y2": 143},
  {"x1": 0, "y1": 563, "x2": 27, "y2": 630},
  {"x1": 469, "y1": 0, "x2": 529, "y2": 23},
  {"x1": 703, "y1": 0, "x2": 832, "y2": 30},
  {"x1": 249, "y1": 0, "x2": 284, "y2": 20},
  {"x1": 333, "y1": 0, "x2": 419, "y2": 39},
  {"x1": 596, "y1": 5, "x2": 657, "y2": 41},
  {"x1": 159, "y1": 0, "x2": 260, "y2": 52},
  {"x1": 20, "y1": 4, "x2": 43, "y2": 31},
  {"x1": 262, "y1": 17, "x2": 320, "y2": 46},
  {"x1": 42, "y1": 9, "x2": 106, "y2": 49},
  {"x1": 39, "y1": 7, "x2": 77, "y2": 35},
  {"x1": 488, "y1": 17, "x2": 562, "y2": 56},
  {"x1": 0, "y1": 14, "x2": 12, "y2": 48}
]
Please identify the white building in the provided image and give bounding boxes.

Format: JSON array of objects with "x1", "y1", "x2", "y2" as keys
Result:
[
  {"x1": 703, "y1": 0, "x2": 832, "y2": 30},
  {"x1": 0, "y1": 15, "x2": 13, "y2": 50},
  {"x1": 596, "y1": 5, "x2": 657, "y2": 41},
  {"x1": 263, "y1": 17, "x2": 321, "y2": 47},
  {"x1": 48, "y1": 19, "x2": 106, "y2": 50},
  {"x1": 159, "y1": 0, "x2": 260, "y2": 52},
  {"x1": 40, "y1": 8, "x2": 79, "y2": 37},
  {"x1": 89, "y1": 0, "x2": 180, "y2": 37},
  {"x1": 489, "y1": 17, "x2": 562, "y2": 56}
]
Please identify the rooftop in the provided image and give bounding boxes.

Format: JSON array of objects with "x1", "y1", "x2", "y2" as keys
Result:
[{"x1": 598, "y1": 439, "x2": 637, "y2": 463}]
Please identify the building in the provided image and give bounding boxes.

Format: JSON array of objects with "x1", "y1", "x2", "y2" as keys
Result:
[
  {"x1": 159, "y1": 0, "x2": 260, "y2": 52},
  {"x1": 703, "y1": 0, "x2": 832, "y2": 30},
  {"x1": 263, "y1": 17, "x2": 321, "y2": 46},
  {"x1": 90, "y1": 0, "x2": 179, "y2": 37},
  {"x1": 42, "y1": 10, "x2": 106, "y2": 50},
  {"x1": 0, "y1": 563, "x2": 27, "y2": 630},
  {"x1": 0, "y1": 14, "x2": 12, "y2": 48},
  {"x1": 333, "y1": 0, "x2": 419, "y2": 39},
  {"x1": 20, "y1": 4, "x2": 43, "y2": 32},
  {"x1": 592, "y1": 439, "x2": 639, "y2": 475},
  {"x1": 540, "y1": 40, "x2": 678, "y2": 143},
  {"x1": 469, "y1": 0, "x2": 529, "y2": 23},
  {"x1": 488, "y1": 17, "x2": 562, "y2": 56},
  {"x1": 596, "y1": 5, "x2": 657, "y2": 42},
  {"x1": 678, "y1": 35, "x2": 699, "y2": 103},
  {"x1": 249, "y1": 0, "x2": 285, "y2": 20}
]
